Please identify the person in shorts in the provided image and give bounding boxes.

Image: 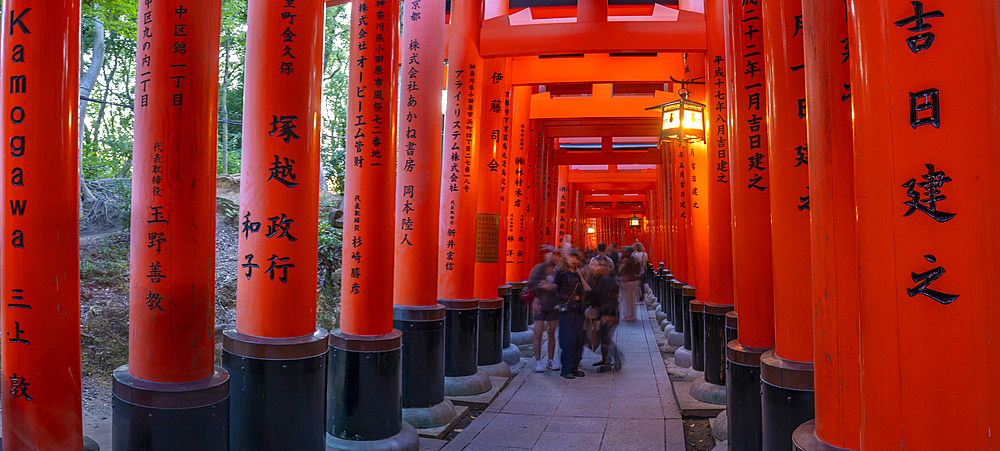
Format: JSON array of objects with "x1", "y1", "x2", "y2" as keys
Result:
[{"x1": 526, "y1": 249, "x2": 564, "y2": 372}]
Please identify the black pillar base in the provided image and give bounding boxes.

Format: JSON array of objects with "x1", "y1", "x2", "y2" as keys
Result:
[
  {"x1": 725, "y1": 311, "x2": 738, "y2": 344},
  {"x1": 793, "y1": 420, "x2": 856, "y2": 451},
  {"x1": 689, "y1": 301, "x2": 706, "y2": 372},
  {"x1": 761, "y1": 350, "x2": 815, "y2": 451},
  {"x1": 440, "y1": 299, "x2": 480, "y2": 377},
  {"x1": 478, "y1": 298, "x2": 504, "y2": 366},
  {"x1": 0, "y1": 436, "x2": 100, "y2": 450},
  {"x1": 704, "y1": 304, "x2": 734, "y2": 385},
  {"x1": 112, "y1": 365, "x2": 230, "y2": 451},
  {"x1": 222, "y1": 329, "x2": 328, "y2": 451},
  {"x1": 671, "y1": 281, "x2": 685, "y2": 333},
  {"x1": 500, "y1": 286, "x2": 513, "y2": 349},
  {"x1": 393, "y1": 305, "x2": 445, "y2": 409},
  {"x1": 726, "y1": 341, "x2": 768, "y2": 451},
  {"x1": 681, "y1": 286, "x2": 695, "y2": 350},
  {"x1": 325, "y1": 423, "x2": 419, "y2": 451},
  {"x1": 327, "y1": 330, "x2": 416, "y2": 451},
  {"x1": 509, "y1": 281, "x2": 528, "y2": 333}
]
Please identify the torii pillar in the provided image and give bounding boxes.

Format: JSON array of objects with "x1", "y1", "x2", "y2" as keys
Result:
[
  {"x1": 760, "y1": 0, "x2": 815, "y2": 446},
  {"x1": 222, "y1": 1, "x2": 328, "y2": 449},
  {"x1": 473, "y1": 57, "x2": 511, "y2": 377},
  {"x1": 850, "y1": 1, "x2": 1000, "y2": 449},
  {"x1": 439, "y1": 0, "x2": 492, "y2": 397},
  {"x1": 694, "y1": 0, "x2": 736, "y2": 403},
  {"x1": 555, "y1": 165, "x2": 570, "y2": 245},
  {"x1": 0, "y1": 2, "x2": 97, "y2": 450},
  {"x1": 392, "y1": 0, "x2": 456, "y2": 431},
  {"x1": 114, "y1": 2, "x2": 228, "y2": 449},
  {"x1": 724, "y1": 0, "x2": 776, "y2": 448},
  {"x1": 332, "y1": 0, "x2": 417, "y2": 447},
  {"x1": 667, "y1": 140, "x2": 693, "y2": 367},
  {"x1": 792, "y1": 0, "x2": 860, "y2": 449},
  {"x1": 507, "y1": 86, "x2": 533, "y2": 337}
]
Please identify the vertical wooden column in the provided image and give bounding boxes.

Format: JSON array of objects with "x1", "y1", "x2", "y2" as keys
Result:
[
  {"x1": 701, "y1": 0, "x2": 736, "y2": 391},
  {"x1": 760, "y1": 0, "x2": 815, "y2": 446},
  {"x1": 114, "y1": 2, "x2": 228, "y2": 449},
  {"x1": 473, "y1": 57, "x2": 508, "y2": 373},
  {"x1": 555, "y1": 165, "x2": 569, "y2": 244},
  {"x1": 792, "y1": 0, "x2": 860, "y2": 449},
  {"x1": 0, "y1": 3, "x2": 95, "y2": 451},
  {"x1": 495, "y1": 60, "x2": 517, "y2": 361},
  {"x1": 849, "y1": 1, "x2": 1000, "y2": 449},
  {"x1": 724, "y1": 0, "x2": 775, "y2": 447},
  {"x1": 506, "y1": 86, "x2": 532, "y2": 283},
  {"x1": 439, "y1": 0, "x2": 492, "y2": 397},
  {"x1": 522, "y1": 120, "x2": 542, "y2": 276},
  {"x1": 224, "y1": 0, "x2": 328, "y2": 447},
  {"x1": 392, "y1": 0, "x2": 455, "y2": 431},
  {"x1": 330, "y1": 0, "x2": 416, "y2": 446}
]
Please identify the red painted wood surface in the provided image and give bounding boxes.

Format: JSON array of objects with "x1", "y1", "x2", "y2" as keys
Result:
[
  {"x1": 0, "y1": 2, "x2": 85, "y2": 449},
  {"x1": 340, "y1": 0, "x2": 398, "y2": 336},
  {"x1": 393, "y1": 0, "x2": 444, "y2": 307},
  {"x1": 129, "y1": 0, "x2": 221, "y2": 381}
]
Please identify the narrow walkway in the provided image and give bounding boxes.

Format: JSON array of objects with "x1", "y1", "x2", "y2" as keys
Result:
[{"x1": 443, "y1": 310, "x2": 685, "y2": 451}]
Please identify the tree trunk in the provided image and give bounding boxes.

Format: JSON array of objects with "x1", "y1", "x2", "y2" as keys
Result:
[
  {"x1": 86, "y1": 51, "x2": 119, "y2": 146},
  {"x1": 220, "y1": 37, "x2": 230, "y2": 174},
  {"x1": 78, "y1": 19, "x2": 106, "y2": 203}
]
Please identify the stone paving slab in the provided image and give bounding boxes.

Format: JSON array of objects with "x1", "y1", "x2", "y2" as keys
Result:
[{"x1": 442, "y1": 304, "x2": 685, "y2": 450}]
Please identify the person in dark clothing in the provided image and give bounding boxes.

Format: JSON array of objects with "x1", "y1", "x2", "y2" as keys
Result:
[
  {"x1": 587, "y1": 258, "x2": 620, "y2": 372},
  {"x1": 555, "y1": 251, "x2": 590, "y2": 379},
  {"x1": 526, "y1": 251, "x2": 564, "y2": 372},
  {"x1": 618, "y1": 247, "x2": 641, "y2": 321},
  {"x1": 607, "y1": 242, "x2": 621, "y2": 274}
]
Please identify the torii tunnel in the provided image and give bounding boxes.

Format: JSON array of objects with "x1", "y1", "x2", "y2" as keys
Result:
[{"x1": 2, "y1": 0, "x2": 999, "y2": 450}]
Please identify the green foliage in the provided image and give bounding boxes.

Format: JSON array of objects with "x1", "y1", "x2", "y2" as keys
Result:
[
  {"x1": 317, "y1": 216, "x2": 343, "y2": 331},
  {"x1": 80, "y1": 231, "x2": 131, "y2": 290}
]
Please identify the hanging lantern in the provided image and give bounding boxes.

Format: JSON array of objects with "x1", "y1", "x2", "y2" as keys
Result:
[
  {"x1": 587, "y1": 226, "x2": 596, "y2": 234},
  {"x1": 629, "y1": 215, "x2": 641, "y2": 228},
  {"x1": 647, "y1": 89, "x2": 706, "y2": 143}
]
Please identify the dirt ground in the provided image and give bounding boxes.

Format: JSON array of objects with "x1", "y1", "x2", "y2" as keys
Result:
[{"x1": 68, "y1": 175, "x2": 343, "y2": 446}]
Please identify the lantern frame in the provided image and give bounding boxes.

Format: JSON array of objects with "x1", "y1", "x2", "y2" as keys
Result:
[{"x1": 646, "y1": 89, "x2": 706, "y2": 143}]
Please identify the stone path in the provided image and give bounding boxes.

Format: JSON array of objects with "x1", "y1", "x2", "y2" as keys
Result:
[{"x1": 441, "y1": 309, "x2": 685, "y2": 451}]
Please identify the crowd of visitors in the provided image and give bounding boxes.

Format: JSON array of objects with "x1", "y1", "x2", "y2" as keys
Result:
[{"x1": 525, "y1": 239, "x2": 647, "y2": 379}]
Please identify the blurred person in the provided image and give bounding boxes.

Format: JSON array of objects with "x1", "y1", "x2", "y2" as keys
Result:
[
  {"x1": 590, "y1": 243, "x2": 616, "y2": 273},
  {"x1": 607, "y1": 242, "x2": 620, "y2": 274},
  {"x1": 555, "y1": 250, "x2": 590, "y2": 379},
  {"x1": 618, "y1": 247, "x2": 641, "y2": 322},
  {"x1": 526, "y1": 249, "x2": 563, "y2": 372},
  {"x1": 586, "y1": 258, "x2": 621, "y2": 372}
]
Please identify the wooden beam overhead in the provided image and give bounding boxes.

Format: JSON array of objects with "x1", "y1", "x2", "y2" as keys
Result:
[
  {"x1": 480, "y1": 13, "x2": 707, "y2": 58},
  {"x1": 543, "y1": 117, "x2": 661, "y2": 138},
  {"x1": 511, "y1": 53, "x2": 686, "y2": 85},
  {"x1": 553, "y1": 151, "x2": 660, "y2": 165}
]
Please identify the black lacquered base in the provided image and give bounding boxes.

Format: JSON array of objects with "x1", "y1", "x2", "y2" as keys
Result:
[
  {"x1": 112, "y1": 365, "x2": 230, "y2": 451},
  {"x1": 726, "y1": 341, "x2": 767, "y2": 451},
  {"x1": 0, "y1": 437, "x2": 100, "y2": 450},
  {"x1": 704, "y1": 305, "x2": 734, "y2": 385},
  {"x1": 478, "y1": 298, "x2": 503, "y2": 366},
  {"x1": 500, "y1": 286, "x2": 513, "y2": 348},
  {"x1": 222, "y1": 329, "x2": 329, "y2": 451},
  {"x1": 725, "y1": 311, "x2": 738, "y2": 344},
  {"x1": 509, "y1": 282, "x2": 528, "y2": 333},
  {"x1": 681, "y1": 286, "x2": 695, "y2": 350},
  {"x1": 394, "y1": 305, "x2": 446, "y2": 409},
  {"x1": 793, "y1": 420, "x2": 856, "y2": 451},
  {"x1": 327, "y1": 330, "x2": 409, "y2": 445},
  {"x1": 690, "y1": 301, "x2": 705, "y2": 372},
  {"x1": 441, "y1": 299, "x2": 480, "y2": 377},
  {"x1": 672, "y1": 282, "x2": 685, "y2": 333},
  {"x1": 761, "y1": 350, "x2": 815, "y2": 451}
]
